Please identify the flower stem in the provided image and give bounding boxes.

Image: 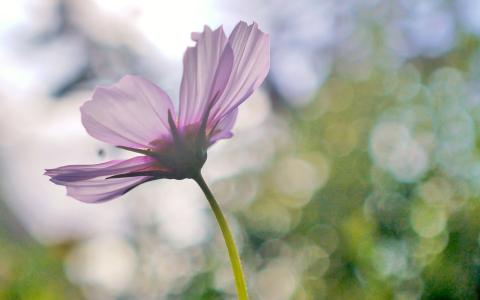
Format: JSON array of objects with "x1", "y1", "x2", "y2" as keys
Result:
[{"x1": 193, "y1": 173, "x2": 249, "y2": 300}]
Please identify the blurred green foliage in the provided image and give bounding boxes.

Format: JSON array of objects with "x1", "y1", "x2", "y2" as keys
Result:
[
  {"x1": 0, "y1": 227, "x2": 81, "y2": 300},
  {"x1": 227, "y1": 33, "x2": 480, "y2": 299}
]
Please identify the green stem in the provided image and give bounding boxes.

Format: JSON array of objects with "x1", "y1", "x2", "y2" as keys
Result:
[{"x1": 193, "y1": 173, "x2": 249, "y2": 300}]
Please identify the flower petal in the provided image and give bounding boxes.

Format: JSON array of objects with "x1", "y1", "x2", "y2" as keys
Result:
[
  {"x1": 178, "y1": 26, "x2": 234, "y2": 127},
  {"x1": 56, "y1": 176, "x2": 151, "y2": 203},
  {"x1": 209, "y1": 22, "x2": 270, "y2": 124},
  {"x1": 208, "y1": 108, "x2": 238, "y2": 144},
  {"x1": 81, "y1": 75, "x2": 175, "y2": 149},
  {"x1": 45, "y1": 156, "x2": 158, "y2": 203}
]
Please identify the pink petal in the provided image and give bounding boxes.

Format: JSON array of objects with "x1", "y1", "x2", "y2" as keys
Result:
[
  {"x1": 56, "y1": 176, "x2": 150, "y2": 203},
  {"x1": 45, "y1": 156, "x2": 156, "y2": 203},
  {"x1": 208, "y1": 108, "x2": 238, "y2": 144},
  {"x1": 209, "y1": 22, "x2": 270, "y2": 124},
  {"x1": 178, "y1": 26, "x2": 234, "y2": 127},
  {"x1": 81, "y1": 75, "x2": 175, "y2": 149}
]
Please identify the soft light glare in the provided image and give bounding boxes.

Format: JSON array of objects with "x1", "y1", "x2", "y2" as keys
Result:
[
  {"x1": 92, "y1": 0, "x2": 218, "y2": 60},
  {"x1": 65, "y1": 236, "x2": 137, "y2": 293}
]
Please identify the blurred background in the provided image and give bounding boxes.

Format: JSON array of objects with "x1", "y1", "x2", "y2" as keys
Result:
[{"x1": 2, "y1": 0, "x2": 480, "y2": 299}]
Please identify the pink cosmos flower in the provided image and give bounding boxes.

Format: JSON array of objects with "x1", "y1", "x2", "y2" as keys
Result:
[{"x1": 45, "y1": 21, "x2": 270, "y2": 203}]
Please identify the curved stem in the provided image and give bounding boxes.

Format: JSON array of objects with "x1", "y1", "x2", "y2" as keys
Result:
[{"x1": 193, "y1": 173, "x2": 249, "y2": 300}]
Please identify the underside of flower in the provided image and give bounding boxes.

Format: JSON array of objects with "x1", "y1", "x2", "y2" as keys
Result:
[
  {"x1": 45, "y1": 21, "x2": 270, "y2": 203},
  {"x1": 114, "y1": 111, "x2": 210, "y2": 180}
]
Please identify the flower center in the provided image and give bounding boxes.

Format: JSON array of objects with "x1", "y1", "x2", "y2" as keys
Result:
[{"x1": 148, "y1": 124, "x2": 208, "y2": 179}]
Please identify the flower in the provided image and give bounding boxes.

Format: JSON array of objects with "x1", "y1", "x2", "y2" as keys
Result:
[{"x1": 45, "y1": 21, "x2": 270, "y2": 203}]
